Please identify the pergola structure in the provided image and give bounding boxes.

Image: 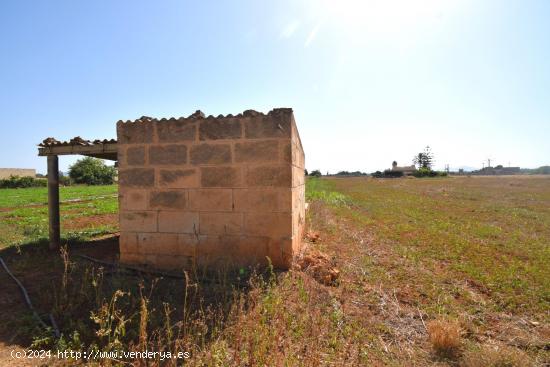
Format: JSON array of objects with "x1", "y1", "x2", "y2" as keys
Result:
[{"x1": 38, "y1": 137, "x2": 117, "y2": 250}]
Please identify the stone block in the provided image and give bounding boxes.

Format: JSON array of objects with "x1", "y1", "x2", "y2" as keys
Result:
[
  {"x1": 199, "y1": 212, "x2": 242, "y2": 235},
  {"x1": 292, "y1": 233, "x2": 303, "y2": 253},
  {"x1": 158, "y1": 211, "x2": 199, "y2": 234},
  {"x1": 293, "y1": 141, "x2": 305, "y2": 169},
  {"x1": 199, "y1": 119, "x2": 242, "y2": 140},
  {"x1": 134, "y1": 235, "x2": 197, "y2": 267},
  {"x1": 267, "y1": 238, "x2": 294, "y2": 269},
  {"x1": 157, "y1": 119, "x2": 196, "y2": 142},
  {"x1": 281, "y1": 142, "x2": 292, "y2": 164},
  {"x1": 201, "y1": 167, "x2": 242, "y2": 187},
  {"x1": 137, "y1": 233, "x2": 179, "y2": 255},
  {"x1": 232, "y1": 188, "x2": 291, "y2": 212},
  {"x1": 234, "y1": 236, "x2": 270, "y2": 265},
  {"x1": 178, "y1": 234, "x2": 200, "y2": 256},
  {"x1": 197, "y1": 235, "x2": 271, "y2": 267},
  {"x1": 149, "y1": 145, "x2": 187, "y2": 165},
  {"x1": 244, "y1": 115, "x2": 291, "y2": 139},
  {"x1": 195, "y1": 235, "x2": 250, "y2": 267},
  {"x1": 154, "y1": 255, "x2": 194, "y2": 269},
  {"x1": 118, "y1": 122, "x2": 154, "y2": 144},
  {"x1": 292, "y1": 165, "x2": 305, "y2": 187},
  {"x1": 119, "y1": 168, "x2": 154, "y2": 187},
  {"x1": 158, "y1": 168, "x2": 199, "y2": 188},
  {"x1": 120, "y1": 211, "x2": 157, "y2": 232},
  {"x1": 119, "y1": 232, "x2": 138, "y2": 254},
  {"x1": 120, "y1": 252, "x2": 142, "y2": 265},
  {"x1": 245, "y1": 165, "x2": 291, "y2": 187},
  {"x1": 190, "y1": 144, "x2": 231, "y2": 165},
  {"x1": 188, "y1": 189, "x2": 233, "y2": 211},
  {"x1": 244, "y1": 212, "x2": 292, "y2": 237},
  {"x1": 126, "y1": 146, "x2": 146, "y2": 165},
  {"x1": 119, "y1": 189, "x2": 148, "y2": 210},
  {"x1": 149, "y1": 190, "x2": 187, "y2": 209},
  {"x1": 195, "y1": 235, "x2": 225, "y2": 265},
  {"x1": 234, "y1": 140, "x2": 279, "y2": 163}
]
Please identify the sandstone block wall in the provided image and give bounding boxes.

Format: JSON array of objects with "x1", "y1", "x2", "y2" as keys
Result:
[{"x1": 117, "y1": 108, "x2": 305, "y2": 270}]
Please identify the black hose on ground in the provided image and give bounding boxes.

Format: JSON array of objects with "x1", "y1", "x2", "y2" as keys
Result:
[{"x1": 0, "y1": 256, "x2": 60, "y2": 338}]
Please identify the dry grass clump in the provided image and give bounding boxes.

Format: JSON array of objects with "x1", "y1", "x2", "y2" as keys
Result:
[
  {"x1": 427, "y1": 319, "x2": 461, "y2": 357},
  {"x1": 461, "y1": 344, "x2": 531, "y2": 367}
]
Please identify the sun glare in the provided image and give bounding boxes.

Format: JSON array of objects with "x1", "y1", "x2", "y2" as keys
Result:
[{"x1": 319, "y1": 0, "x2": 458, "y2": 40}]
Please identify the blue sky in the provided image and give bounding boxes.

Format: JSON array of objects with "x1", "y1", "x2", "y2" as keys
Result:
[{"x1": 1, "y1": 0, "x2": 549, "y2": 173}]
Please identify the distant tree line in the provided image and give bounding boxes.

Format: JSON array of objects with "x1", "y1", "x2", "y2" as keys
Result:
[
  {"x1": 413, "y1": 168, "x2": 447, "y2": 178},
  {"x1": 521, "y1": 166, "x2": 550, "y2": 175},
  {"x1": 0, "y1": 176, "x2": 46, "y2": 189},
  {"x1": 371, "y1": 170, "x2": 404, "y2": 178},
  {"x1": 335, "y1": 171, "x2": 368, "y2": 176},
  {"x1": 1, "y1": 157, "x2": 117, "y2": 189},
  {"x1": 308, "y1": 170, "x2": 322, "y2": 177},
  {"x1": 305, "y1": 169, "x2": 368, "y2": 178}
]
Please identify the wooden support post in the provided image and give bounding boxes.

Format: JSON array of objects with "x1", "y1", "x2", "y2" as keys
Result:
[{"x1": 47, "y1": 155, "x2": 60, "y2": 250}]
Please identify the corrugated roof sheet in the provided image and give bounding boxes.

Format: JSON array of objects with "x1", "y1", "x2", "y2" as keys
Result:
[
  {"x1": 117, "y1": 108, "x2": 293, "y2": 125},
  {"x1": 38, "y1": 108, "x2": 293, "y2": 146},
  {"x1": 39, "y1": 137, "x2": 117, "y2": 147}
]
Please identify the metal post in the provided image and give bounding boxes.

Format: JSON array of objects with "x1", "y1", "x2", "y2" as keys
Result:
[{"x1": 47, "y1": 155, "x2": 60, "y2": 250}]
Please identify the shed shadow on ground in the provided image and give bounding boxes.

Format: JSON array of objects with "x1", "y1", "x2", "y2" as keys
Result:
[{"x1": 0, "y1": 235, "x2": 256, "y2": 353}]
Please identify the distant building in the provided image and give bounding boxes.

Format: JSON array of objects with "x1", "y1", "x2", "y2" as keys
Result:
[
  {"x1": 0, "y1": 168, "x2": 36, "y2": 179},
  {"x1": 391, "y1": 161, "x2": 417, "y2": 176}
]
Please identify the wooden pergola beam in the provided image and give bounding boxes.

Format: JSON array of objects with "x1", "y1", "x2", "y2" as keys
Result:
[{"x1": 38, "y1": 143, "x2": 118, "y2": 161}]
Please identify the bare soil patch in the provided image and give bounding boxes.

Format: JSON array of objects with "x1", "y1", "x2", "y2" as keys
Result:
[{"x1": 62, "y1": 214, "x2": 118, "y2": 231}]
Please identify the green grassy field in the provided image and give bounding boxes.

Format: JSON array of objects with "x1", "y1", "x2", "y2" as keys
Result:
[
  {"x1": 307, "y1": 176, "x2": 550, "y2": 314},
  {"x1": 305, "y1": 176, "x2": 549, "y2": 364},
  {"x1": 0, "y1": 177, "x2": 548, "y2": 366},
  {"x1": 0, "y1": 185, "x2": 118, "y2": 248}
]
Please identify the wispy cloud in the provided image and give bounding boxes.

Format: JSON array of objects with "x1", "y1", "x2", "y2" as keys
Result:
[
  {"x1": 305, "y1": 24, "x2": 320, "y2": 47},
  {"x1": 280, "y1": 20, "x2": 300, "y2": 39}
]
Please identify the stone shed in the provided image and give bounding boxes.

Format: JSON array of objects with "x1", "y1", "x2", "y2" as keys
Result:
[{"x1": 117, "y1": 108, "x2": 305, "y2": 270}]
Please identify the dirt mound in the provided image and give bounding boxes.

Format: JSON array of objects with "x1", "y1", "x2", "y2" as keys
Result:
[
  {"x1": 296, "y1": 248, "x2": 340, "y2": 286},
  {"x1": 305, "y1": 231, "x2": 321, "y2": 243}
]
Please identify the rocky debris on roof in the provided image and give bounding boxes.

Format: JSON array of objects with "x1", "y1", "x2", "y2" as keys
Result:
[
  {"x1": 243, "y1": 109, "x2": 260, "y2": 117},
  {"x1": 39, "y1": 137, "x2": 60, "y2": 147},
  {"x1": 189, "y1": 110, "x2": 205, "y2": 119},
  {"x1": 69, "y1": 136, "x2": 91, "y2": 145},
  {"x1": 117, "y1": 107, "x2": 294, "y2": 125},
  {"x1": 93, "y1": 139, "x2": 117, "y2": 144},
  {"x1": 39, "y1": 137, "x2": 116, "y2": 147}
]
